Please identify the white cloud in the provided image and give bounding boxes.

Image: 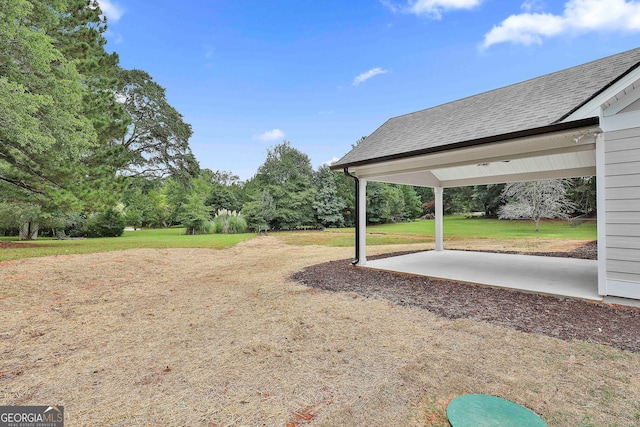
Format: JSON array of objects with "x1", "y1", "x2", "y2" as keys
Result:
[
  {"x1": 97, "y1": 0, "x2": 124, "y2": 23},
  {"x1": 324, "y1": 157, "x2": 341, "y2": 166},
  {"x1": 483, "y1": 12, "x2": 565, "y2": 47},
  {"x1": 253, "y1": 129, "x2": 285, "y2": 142},
  {"x1": 405, "y1": 0, "x2": 483, "y2": 19},
  {"x1": 483, "y1": 0, "x2": 640, "y2": 48},
  {"x1": 353, "y1": 68, "x2": 390, "y2": 86}
]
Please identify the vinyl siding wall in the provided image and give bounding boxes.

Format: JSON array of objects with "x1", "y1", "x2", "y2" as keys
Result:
[{"x1": 605, "y1": 127, "x2": 640, "y2": 285}]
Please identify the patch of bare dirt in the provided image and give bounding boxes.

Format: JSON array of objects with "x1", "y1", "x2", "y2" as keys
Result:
[{"x1": 292, "y1": 241, "x2": 640, "y2": 353}]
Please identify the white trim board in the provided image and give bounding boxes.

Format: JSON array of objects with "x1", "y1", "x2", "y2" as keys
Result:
[
  {"x1": 606, "y1": 279, "x2": 640, "y2": 300},
  {"x1": 566, "y1": 68, "x2": 640, "y2": 121}
]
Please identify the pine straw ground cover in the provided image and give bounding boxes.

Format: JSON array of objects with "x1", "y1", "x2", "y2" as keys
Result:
[{"x1": 1, "y1": 236, "x2": 639, "y2": 426}]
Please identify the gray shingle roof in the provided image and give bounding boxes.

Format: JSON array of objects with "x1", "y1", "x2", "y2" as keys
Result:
[{"x1": 333, "y1": 47, "x2": 640, "y2": 168}]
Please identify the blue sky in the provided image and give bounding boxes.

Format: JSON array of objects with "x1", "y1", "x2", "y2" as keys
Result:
[{"x1": 99, "y1": 0, "x2": 640, "y2": 180}]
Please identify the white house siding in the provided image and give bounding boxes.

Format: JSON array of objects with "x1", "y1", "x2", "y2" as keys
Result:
[{"x1": 604, "y1": 126, "x2": 640, "y2": 298}]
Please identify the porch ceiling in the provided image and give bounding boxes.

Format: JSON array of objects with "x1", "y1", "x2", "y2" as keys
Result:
[{"x1": 350, "y1": 124, "x2": 600, "y2": 188}]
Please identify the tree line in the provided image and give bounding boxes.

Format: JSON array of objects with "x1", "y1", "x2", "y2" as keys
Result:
[
  {"x1": 69, "y1": 141, "x2": 598, "y2": 236},
  {"x1": 1, "y1": 132, "x2": 597, "y2": 237},
  {"x1": 111, "y1": 141, "x2": 429, "y2": 235},
  {"x1": 0, "y1": 1, "x2": 596, "y2": 239}
]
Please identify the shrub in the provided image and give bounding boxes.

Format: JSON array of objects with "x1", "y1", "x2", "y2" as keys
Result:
[
  {"x1": 82, "y1": 208, "x2": 126, "y2": 237},
  {"x1": 64, "y1": 212, "x2": 89, "y2": 237},
  {"x1": 212, "y1": 210, "x2": 248, "y2": 234}
]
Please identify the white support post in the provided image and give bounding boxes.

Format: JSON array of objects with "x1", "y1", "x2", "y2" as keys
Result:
[
  {"x1": 358, "y1": 178, "x2": 367, "y2": 265},
  {"x1": 595, "y1": 132, "x2": 607, "y2": 296},
  {"x1": 435, "y1": 186, "x2": 444, "y2": 251}
]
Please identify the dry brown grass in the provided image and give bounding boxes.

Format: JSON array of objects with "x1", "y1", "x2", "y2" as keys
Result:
[
  {"x1": 1, "y1": 236, "x2": 639, "y2": 426},
  {"x1": 440, "y1": 236, "x2": 593, "y2": 252}
]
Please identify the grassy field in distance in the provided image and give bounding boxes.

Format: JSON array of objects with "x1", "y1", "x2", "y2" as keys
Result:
[{"x1": 0, "y1": 216, "x2": 597, "y2": 261}]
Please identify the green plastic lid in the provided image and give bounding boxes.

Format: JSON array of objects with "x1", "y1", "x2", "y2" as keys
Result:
[{"x1": 447, "y1": 394, "x2": 547, "y2": 427}]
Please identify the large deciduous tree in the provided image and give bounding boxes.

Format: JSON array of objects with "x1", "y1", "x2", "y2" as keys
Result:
[
  {"x1": 366, "y1": 182, "x2": 403, "y2": 224},
  {"x1": 243, "y1": 141, "x2": 315, "y2": 230},
  {"x1": 116, "y1": 69, "x2": 198, "y2": 180},
  {"x1": 201, "y1": 169, "x2": 244, "y2": 213},
  {"x1": 366, "y1": 182, "x2": 421, "y2": 224},
  {"x1": 498, "y1": 179, "x2": 575, "y2": 232}
]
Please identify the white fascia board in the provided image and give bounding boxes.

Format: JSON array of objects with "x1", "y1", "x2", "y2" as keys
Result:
[{"x1": 565, "y1": 67, "x2": 640, "y2": 122}]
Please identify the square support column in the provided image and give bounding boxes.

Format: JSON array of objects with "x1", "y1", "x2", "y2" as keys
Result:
[
  {"x1": 357, "y1": 178, "x2": 367, "y2": 265},
  {"x1": 595, "y1": 132, "x2": 607, "y2": 296},
  {"x1": 435, "y1": 186, "x2": 444, "y2": 251}
]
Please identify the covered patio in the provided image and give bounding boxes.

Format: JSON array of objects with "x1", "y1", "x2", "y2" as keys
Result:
[
  {"x1": 331, "y1": 48, "x2": 640, "y2": 303},
  {"x1": 366, "y1": 250, "x2": 600, "y2": 301},
  {"x1": 336, "y1": 118, "x2": 603, "y2": 302}
]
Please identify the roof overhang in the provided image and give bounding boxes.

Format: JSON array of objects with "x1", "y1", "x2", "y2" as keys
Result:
[{"x1": 331, "y1": 117, "x2": 600, "y2": 188}]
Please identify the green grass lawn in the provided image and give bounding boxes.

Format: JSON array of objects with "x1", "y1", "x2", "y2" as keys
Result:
[
  {"x1": 275, "y1": 216, "x2": 598, "y2": 247},
  {"x1": 0, "y1": 216, "x2": 597, "y2": 260},
  {"x1": 369, "y1": 216, "x2": 597, "y2": 239},
  {"x1": 0, "y1": 228, "x2": 254, "y2": 262}
]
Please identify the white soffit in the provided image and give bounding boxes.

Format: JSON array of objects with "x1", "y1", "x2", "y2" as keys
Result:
[
  {"x1": 432, "y1": 151, "x2": 595, "y2": 181},
  {"x1": 436, "y1": 151, "x2": 595, "y2": 186},
  {"x1": 368, "y1": 151, "x2": 596, "y2": 187}
]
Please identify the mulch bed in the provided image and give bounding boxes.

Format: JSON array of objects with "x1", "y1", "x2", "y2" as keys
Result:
[{"x1": 292, "y1": 241, "x2": 640, "y2": 353}]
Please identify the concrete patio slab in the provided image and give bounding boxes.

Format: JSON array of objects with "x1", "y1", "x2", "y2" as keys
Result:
[{"x1": 364, "y1": 250, "x2": 600, "y2": 301}]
